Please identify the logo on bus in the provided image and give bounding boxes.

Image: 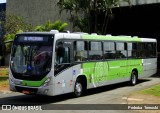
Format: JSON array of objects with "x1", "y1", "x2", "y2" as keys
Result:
[{"x1": 93, "y1": 62, "x2": 108, "y2": 86}]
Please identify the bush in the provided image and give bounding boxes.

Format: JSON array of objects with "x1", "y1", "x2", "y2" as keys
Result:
[{"x1": 35, "y1": 20, "x2": 68, "y2": 32}]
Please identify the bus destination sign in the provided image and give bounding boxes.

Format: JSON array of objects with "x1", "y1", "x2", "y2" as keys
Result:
[{"x1": 24, "y1": 37, "x2": 43, "y2": 41}]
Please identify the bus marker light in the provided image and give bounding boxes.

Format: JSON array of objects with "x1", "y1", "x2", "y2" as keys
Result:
[
  {"x1": 44, "y1": 89, "x2": 48, "y2": 94},
  {"x1": 70, "y1": 80, "x2": 73, "y2": 86}
]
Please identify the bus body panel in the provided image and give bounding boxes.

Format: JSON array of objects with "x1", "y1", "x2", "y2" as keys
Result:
[
  {"x1": 140, "y1": 58, "x2": 157, "y2": 78},
  {"x1": 54, "y1": 66, "x2": 73, "y2": 95},
  {"x1": 9, "y1": 32, "x2": 157, "y2": 96},
  {"x1": 82, "y1": 59, "x2": 143, "y2": 88}
]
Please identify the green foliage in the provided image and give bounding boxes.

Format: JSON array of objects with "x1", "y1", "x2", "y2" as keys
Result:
[
  {"x1": 0, "y1": 68, "x2": 8, "y2": 77},
  {"x1": 57, "y1": 0, "x2": 130, "y2": 34},
  {"x1": 3, "y1": 30, "x2": 23, "y2": 54},
  {"x1": 1, "y1": 18, "x2": 68, "y2": 54},
  {"x1": 35, "y1": 20, "x2": 68, "y2": 32},
  {"x1": 0, "y1": 12, "x2": 65, "y2": 55},
  {"x1": 35, "y1": 25, "x2": 45, "y2": 32},
  {"x1": 0, "y1": 12, "x2": 34, "y2": 54},
  {"x1": 1, "y1": 13, "x2": 34, "y2": 36},
  {"x1": 3, "y1": 33, "x2": 14, "y2": 42},
  {"x1": 73, "y1": 17, "x2": 89, "y2": 32}
]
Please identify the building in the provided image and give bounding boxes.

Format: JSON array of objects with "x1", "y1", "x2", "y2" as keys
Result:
[
  {"x1": 6, "y1": 0, "x2": 160, "y2": 38},
  {"x1": 6, "y1": 0, "x2": 72, "y2": 30},
  {"x1": 5, "y1": 0, "x2": 160, "y2": 46}
]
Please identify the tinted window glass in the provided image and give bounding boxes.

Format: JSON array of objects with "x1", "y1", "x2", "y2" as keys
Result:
[
  {"x1": 116, "y1": 42, "x2": 127, "y2": 59},
  {"x1": 74, "y1": 41, "x2": 88, "y2": 61},
  {"x1": 89, "y1": 42, "x2": 102, "y2": 60},
  {"x1": 104, "y1": 42, "x2": 115, "y2": 50},
  {"x1": 116, "y1": 43, "x2": 124, "y2": 50},
  {"x1": 103, "y1": 42, "x2": 116, "y2": 59}
]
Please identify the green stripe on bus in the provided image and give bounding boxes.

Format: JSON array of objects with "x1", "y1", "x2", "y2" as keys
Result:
[
  {"x1": 82, "y1": 35, "x2": 142, "y2": 42},
  {"x1": 82, "y1": 59, "x2": 142, "y2": 83},
  {"x1": 22, "y1": 77, "x2": 47, "y2": 87}
]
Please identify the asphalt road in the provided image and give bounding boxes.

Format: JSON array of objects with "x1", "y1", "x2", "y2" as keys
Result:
[{"x1": 0, "y1": 74, "x2": 160, "y2": 113}]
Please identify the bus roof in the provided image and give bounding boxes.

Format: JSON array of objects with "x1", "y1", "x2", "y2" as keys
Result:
[{"x1": 16, "y1": 32, "x2": 156, "y2": 42}]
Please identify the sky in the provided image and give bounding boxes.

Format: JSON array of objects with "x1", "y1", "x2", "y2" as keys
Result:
[{"x1": 0, "y1": 0, "x2": 6, "y2": 3}]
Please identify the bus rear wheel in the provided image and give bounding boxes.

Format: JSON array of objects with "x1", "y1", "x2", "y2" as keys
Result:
[
  {"x1": 74, "y1": 78, "x2": 84, "y2": 97},
  {"x1": 130, "y1": 71, "x2": 138, "y2": 86}
]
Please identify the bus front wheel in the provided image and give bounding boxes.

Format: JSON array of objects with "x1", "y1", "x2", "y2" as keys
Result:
[
  {"x1": 74, "y1": 78, "x2": 84, "y2": 97},
  {"x1": 130, "y1": 71, "x2": 138, "y2": 86}
]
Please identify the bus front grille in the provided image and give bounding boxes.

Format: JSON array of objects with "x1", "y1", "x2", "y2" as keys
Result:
[{"x1": 15, "y1": 86, "x2": 38, "y2": 94}]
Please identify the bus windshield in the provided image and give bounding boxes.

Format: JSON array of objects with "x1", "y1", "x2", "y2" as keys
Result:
[{"x1": 10, "y1": 35, "x2": 53, "y2": 80}]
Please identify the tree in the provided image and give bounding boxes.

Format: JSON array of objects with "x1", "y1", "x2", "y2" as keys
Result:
[
  {"x1": 0, "y1": 13, "x2": 34, "y2": 36},
  {"x1": 57, "y1": 0, "x2": 93, "y2": 32},
  {"x1": 35, "y1": 20, "x2": 68, "y2": 32},
  {"x1": 1, "y1": 19, "x2": 68, "y2": 54},
  {"x1": 0, "y1": 12, "x2": 34, "y2": 54},
  {"x1": 100, "y1": 0, "x2": 131, "y2": 34},
  {"x1": 57, "y1": 0, "x2": 130, "y2": 34}
]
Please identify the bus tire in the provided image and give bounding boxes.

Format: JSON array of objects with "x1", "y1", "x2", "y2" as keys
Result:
[
  {"x1": 130, "y1": 70, "x2": 138, "y2": 86},
  {"x1": 74, "y1": 78, "x2": 84, "y2": 97}
]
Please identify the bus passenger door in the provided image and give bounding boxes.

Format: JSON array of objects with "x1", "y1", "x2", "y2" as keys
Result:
[{"x1": 54, "y1": 41, "x2": 73, "y2": 95}]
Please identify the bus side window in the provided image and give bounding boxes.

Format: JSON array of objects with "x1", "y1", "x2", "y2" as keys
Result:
[
  {"x1": 103, "y1": 42, "x2": 116, "y2": 59},
  {"x1": 56, "y1": 42, "x2": 70, "y2": 64},
  {"x1": 127, "y1": 43, "x2": 137, "y2": 59},
  {"x1": 74, "y1": 41, "x2": 88, "y2": 62},
  {"x1": 89, "y1": 41, "x2": 102, "y2": 60},
  {"x1": 146, "y1": 43, "x2": 156, "y2": 58},
  {"x1": 116, "y1": 42, "x2": 127, "y2": 59}
]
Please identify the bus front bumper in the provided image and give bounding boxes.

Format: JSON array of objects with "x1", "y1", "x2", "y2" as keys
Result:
[{"x1": 9, "y1": 82, "x2": 54, "y2": 96}]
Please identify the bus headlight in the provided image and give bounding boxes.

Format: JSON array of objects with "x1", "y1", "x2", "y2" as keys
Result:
[{"x1": 43, "y1": 77, "x2": 52, "y2": 87}]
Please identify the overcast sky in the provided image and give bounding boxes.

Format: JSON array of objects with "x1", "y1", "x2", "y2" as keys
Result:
[{"x1": 0, "y1": 0, "x2": 6, "y2": 3}]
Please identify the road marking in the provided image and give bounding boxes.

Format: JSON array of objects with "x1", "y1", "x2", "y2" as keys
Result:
[
  {"x1": 121, "y1": 103, "x2": 127, "y2": 104},
  {"x1": 127, "y1": 98, "x2": 144, "y2": 101},
  {"x1": 73, "y1": 94, "x2": 111, "y2": 104},
  {"x1": 122, "y1": 97, "x2": 144, "y2": 101}
]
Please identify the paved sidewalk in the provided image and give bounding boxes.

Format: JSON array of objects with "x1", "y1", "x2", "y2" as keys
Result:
[
  {"x1": 0, "y1": 85, "x2": 11, "y2": 94},
  {"x1": 0, "y1": 90, "x2": 12, "y2": 94}
]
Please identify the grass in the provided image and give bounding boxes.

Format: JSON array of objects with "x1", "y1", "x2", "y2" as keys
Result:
[
  {"x1": 0, "y1": 67, "x2": 8, "y2": 77},
  {"x1": 138, "y1": 84, "x2": 160, "y2": 97},
  {"x1": 0, "y1": 77, "x2": 9, "y2": 86},
  {"x1": 0, "y1": 68, "x2": 9, "y2": 87}
]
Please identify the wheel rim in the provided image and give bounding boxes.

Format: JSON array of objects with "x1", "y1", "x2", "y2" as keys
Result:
[
  {"x1": 75, "y1": 83, "x2": 82, "y2": 94},
  {"x1": 132, "y1": 72, "x2": 136, "y2": 84}
]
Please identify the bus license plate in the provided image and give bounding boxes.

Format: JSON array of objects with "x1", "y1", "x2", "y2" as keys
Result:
[{"x1": 22, "y1": 90, "x2": 30, "y2": 94}]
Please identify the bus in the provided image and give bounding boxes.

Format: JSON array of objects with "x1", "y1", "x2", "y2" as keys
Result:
[{"x1": 9, "y1": 31, "x2": 157, "y2": 97}]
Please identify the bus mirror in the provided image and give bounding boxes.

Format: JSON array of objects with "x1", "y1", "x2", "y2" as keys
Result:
[{"x1": 57, "y1": 47, "x2": 65, "y2": 57}]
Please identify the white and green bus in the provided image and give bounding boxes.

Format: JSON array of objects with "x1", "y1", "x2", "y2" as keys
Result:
[{"x1": 9, "y1": 31, "x2": 157, "y2": 96}]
